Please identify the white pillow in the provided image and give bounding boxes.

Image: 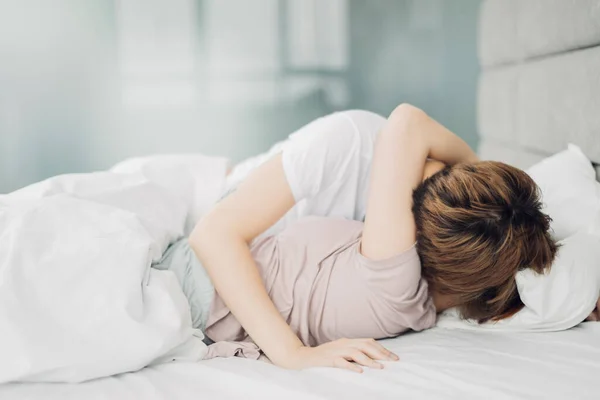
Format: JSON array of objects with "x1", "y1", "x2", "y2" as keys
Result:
[
  {"x1": 437, "y1": 230, "x2": 600, "y2": 332},
  {"x1": 515, "y1": 230, "x2": 600, "y2": 331},
  {"x1": 526, "y1": 144, "x2": 600, "y2": 240},
  {"x1": 437, "y1": 144, "x2": 600, "y2": 332}
]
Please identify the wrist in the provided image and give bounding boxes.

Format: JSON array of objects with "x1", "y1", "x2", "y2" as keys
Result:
[
  {"x1": 269, "y1": 343, "x2": 306, "y2": 369},
  {"x1": 280, "y1": 345, "x2": 312, "y2": 369}
]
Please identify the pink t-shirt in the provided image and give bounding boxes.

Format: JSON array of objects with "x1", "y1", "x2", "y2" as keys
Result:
[{"x1": 204, "y1": 217, "x2": 436, "y2": 359}]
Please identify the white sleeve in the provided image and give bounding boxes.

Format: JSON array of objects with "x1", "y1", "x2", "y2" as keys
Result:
[{"x1": 281, "y1": 112, "x2": 367, "y2": 202}]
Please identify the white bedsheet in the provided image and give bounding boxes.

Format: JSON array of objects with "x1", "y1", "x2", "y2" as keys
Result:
[{"x1": 2, "y1": 323, "x2": 598, "y2": 400}]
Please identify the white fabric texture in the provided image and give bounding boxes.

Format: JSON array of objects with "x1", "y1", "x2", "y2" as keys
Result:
[
  {"x1": 227, "y1": 110, "x2": 386, "y2": 237},
  {"x1": 111, "y1": 154, "x2": 228, "y2": 235},
  {"x1": 527, "y1": 144, "x2": 600, "y2": 240},
  {"x1": 0, "y1": 155, "x2": 228, "y2": 383},
  {"x1": 437, "y1": 231, "x2": 600, "y2": 332},
  {"x1": 438, "y1": 145, "x2": 600, "y2": 332},
  {"x1": 2, "y1": 324, "x2": 599, "y2": 400}
]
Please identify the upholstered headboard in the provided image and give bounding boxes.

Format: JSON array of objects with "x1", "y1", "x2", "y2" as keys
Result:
[{"x1": 476, "y1": 0, "x2": 600, "y2": 175}]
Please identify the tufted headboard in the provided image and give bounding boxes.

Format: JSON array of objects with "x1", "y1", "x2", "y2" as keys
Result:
[{"x1": 476, "y1": 0, "x2": 600, "y2": 176}]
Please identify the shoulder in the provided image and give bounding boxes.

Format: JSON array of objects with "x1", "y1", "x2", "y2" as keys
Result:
[
  {"x1": 355, "y1": 243, "x2": 420, "y2": 273},
  {"x1": 283, "y1": 110, "x2": 385, "y2": 152},
  {"x1": 352, "y1": 245, "x2": 437, "y2": 332},
  {"x1": 280, "y1": 111, "x2": 385, "y2": 201},
  {"x1": 341, "y1": 110, "x2": 387, "y2": 137}
]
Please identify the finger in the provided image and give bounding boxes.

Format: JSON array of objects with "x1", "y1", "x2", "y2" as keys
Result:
[
  {"x1": 363, "y1": 339, "x2": 399, "y2": 360},
  {"x1": 345, "y1": 350, "x2": 383, "y2": 369},
  {"x1": 352, "y1": 343, "x2": 391, "y2": 362},
  {"x1": 334, "y1": 357, "x2": 363, "y2": 373},
  {"x1": 355, "y1": 339, "x2": 399, "y2": 361}
]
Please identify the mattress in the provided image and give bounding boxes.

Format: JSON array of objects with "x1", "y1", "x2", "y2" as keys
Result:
[{"x1": 2, "y1": 324, "x2": 599, "y2": 400}]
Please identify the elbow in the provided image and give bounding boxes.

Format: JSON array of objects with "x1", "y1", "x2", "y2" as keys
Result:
[
  {"x1": 189, "y1": 219, "x2": 210, "y2": 257},
  {"x1": 381, "y1": 103, "x2": 428, "y2": 142},
  {"x1": 189, "y1": 215, "x2": 222, "y2": 257},
  {"x1": 389, "y1": 103, "x2": 426, "y2": 123},
  {"x1": 189, "y1": 213, "x2": 246, "y2": 260}
]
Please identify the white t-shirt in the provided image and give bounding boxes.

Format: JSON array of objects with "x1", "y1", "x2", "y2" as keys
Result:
[{"x1": 225, "y1": 110, "x2": 387, "y2": 237}]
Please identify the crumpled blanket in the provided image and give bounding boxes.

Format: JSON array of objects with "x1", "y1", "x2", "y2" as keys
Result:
[{"x1": 0, "y1": 154, "x2": 228, "y2": 383}]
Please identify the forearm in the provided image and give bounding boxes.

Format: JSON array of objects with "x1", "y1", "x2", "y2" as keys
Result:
[
  {"x1": 390, "y1": 104, "x2": 478, "y2": 165},
  {"x1": 191, "y1": 220, "x2": 303, "y2": 367},
  {"x1": 187, "y1": 154, "x2": 305, "y2": 367}
]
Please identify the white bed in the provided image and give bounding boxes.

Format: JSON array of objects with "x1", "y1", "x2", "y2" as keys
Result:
[
  {"x1": 2, "y1": 1, "x2": 600, "y2": 399},
  {"x1": 2, "y1": 324, "x2": 599, "y2": 400}
]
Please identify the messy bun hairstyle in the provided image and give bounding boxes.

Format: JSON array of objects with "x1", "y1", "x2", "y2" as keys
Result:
[{"x1": 412, "y1": 161, "x2": 559, "y2": 323}]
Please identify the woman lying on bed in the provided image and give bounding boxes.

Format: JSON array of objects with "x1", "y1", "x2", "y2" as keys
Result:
[{"x1": 157, "y1": 104, "x2": 558, "y2": 373}]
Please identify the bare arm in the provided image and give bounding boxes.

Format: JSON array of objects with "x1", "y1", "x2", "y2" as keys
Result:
[
  {"x1": 190, "y1": 155, "x2": 301, "y2": 365},
  {"x1": 190, "y1": 154, "x2": 396, "y2": 372},
  {"x1": 361, "y1": 104, "x2": 478, "y2": 260}
]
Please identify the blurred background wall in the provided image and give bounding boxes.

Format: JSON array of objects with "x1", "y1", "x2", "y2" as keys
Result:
[{"x1": 0, "y1": 0, "x2": 481, "y2": 193}]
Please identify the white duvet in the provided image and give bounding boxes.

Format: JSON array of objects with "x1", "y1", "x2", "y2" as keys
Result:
[{"x1": 0, "y1": 155, "x2": 228, "y2": 383}]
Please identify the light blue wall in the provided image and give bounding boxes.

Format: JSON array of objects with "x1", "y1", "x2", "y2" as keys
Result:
[
  {"x1": 346, "y1": 0, "x2": 481, "y2": 147},
  {"x1": 0, "y1": 0, "x2": 481, "y2": 193},
  {"x1": 0, "y1": 0, "x2": 118, "y2": 192}
]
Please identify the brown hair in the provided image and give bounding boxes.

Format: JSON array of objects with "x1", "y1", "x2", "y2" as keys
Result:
[{"x1": 412, "y1": 161, "x2": 558, "y2": 323}]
